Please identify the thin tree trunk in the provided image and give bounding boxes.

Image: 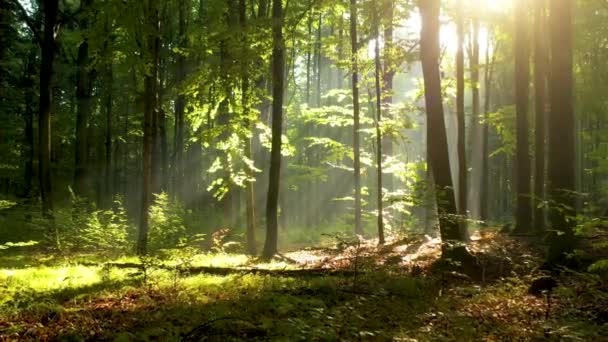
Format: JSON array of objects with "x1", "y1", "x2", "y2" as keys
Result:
[
  {"x1": 315, "y1": 13, "x2": 322, "y2": 107},
  {"x1": 158, "y1": 63, "x2": 168, "y2": 192},
  {"x1": 382, "y1": 0, "x2": 394, "y2": 192},
  {"x1": 103, "y1": 17, "x2": 113, "y2": 206},
  {"x1": 337, "y1": 14, "x2": 344, "y2": 90},
  {"x1": 533, "y1": 0, "x2": 547, "y2": 232},
  {"x1": 39, "y1": 0, "x2": 59, "y2": 217},
  {"x1": 138, "y1": 0, "x2": 159, "y2": 255},
  {"x1": 350, "y1": 0, "x2": 363, "y2": 235},
  {"x1": 173, "y1": 0, "x2": 186, "y2": 199},
  {"x1": 240, "y1": 0, "x2": 257, "y2": 255},
  {"x1": 514, "y1": 0, "x2": 532, "y2": 234},
  {"x1": 74, "y1": 0, "x2": 93, "y2": 200},
  {"x1": 262, "y1": 0, "x2": 285, "y2": 259},
  {"x1": 481, "y1": 37, "x2": 499, "y2": 222},
  {"x1": 373, "y1": 4, "x2": 384, "y2": 244},
  {"x1": 104, "y1": 51, "x2": 113, "y2": 205},
  {"x1": 547, "y1": 0, "x2": 576, "y2": 264},
  {"x1": 456, "y1": 0, "x2": 467, "y2": 237},
  {"x1": 23, "y1": 43, "x2": 36, "y2": 198},
  {"x1": 306, "y1": 5, "x2": 312, "y2": 104},
  {"x1": 468, "y1": 17, "x2": 480, "y2": 223}
]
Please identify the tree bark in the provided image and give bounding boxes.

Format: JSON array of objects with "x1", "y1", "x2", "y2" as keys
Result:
[
  {"x1": 350, "y1": 0, "x2": 363, "y2": 235},
  {"x1": 456, "y1": 0, "x2": 467, "y2": 237},
  {"x1": 514, "y1": 0, "x2": 532, "y2": 234},
  {"x1": 23, "y1": 42, "x2": 37, "y2": 198},
  {"x1": 173, "y1": 0, "x2": 187, "y2": 199},
  {"x1": 315, "y1": 13, "x2": 322, "y2": 107},
  {"x1": 418, "y1": 0, "x2": 464, "y2": 254},
  {"x1": 240, "y1": 0, "x2": 257, "y2": 255},
  {"x1": 262, "y1": 0, "x2": 285, "y2": 259},
  {"x1": 468, "y1": 17, "x2": 480, "y2": 223},
  {"x1": 103, "y1": 16, "x2": 113, "y2": 206},
  {"x1": 138, "y1": 0, "x2": 160, "y2": 255},
  {"x1": 39, "y1": 0, "x2": 59, "y2": 217},
  {"x1": 481, "y1": 38, "x2": 499, "y2": 222},
  {"x1": 373, "y1": 4, "x2": 384, "y2": 245},
  {"x1": 547, "y1": 0, "x2": 576, "y2": 264},
  {"x1": 74, "y1": 0, "x2": 93, "y2": 200},
  {"x1": 382, "y1": 0, "x2": 394, "y2": 192},
  {"x1": 533, "y1": 0, "x2": 547, "y2": 232}
]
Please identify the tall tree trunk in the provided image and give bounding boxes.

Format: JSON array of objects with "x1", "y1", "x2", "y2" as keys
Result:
[
  {"x1": 262, "y1": 0, "x2": 285, "y2": 259},
  {"x1": 138, "y1": 0, "x2": 159, "y2": 255},
  {"x1": 533, "y1": 0, "x2": 547, "y2": 232},
  {"x1": 104, "y1": 52, "x2": 113, "y2": 205},
  {"x1": 74, "y1": 0, "x2": 93, "y2": 199},
  {"x1": 456, "y1": 0, "x2": 467, "y2": 237},
  {"x1": 373, "y1": 4, "x2": 384, "y2": 244},
  {"x1": 337, "y1": 13, "x2": 344, "y2": 90},
  {"x1": 514, "y1": 0, "x2": 532, "y2": 234},
  {"x1": 468, "y1": 16, "x2": 480, "y2": 219},
  {"x1": 23, "y1": 43, "x2": 36, "y2": 198},
  {"x1": 315, "y1": 13, "x2": 322, "y2": 107},
  {"x1": 217, "y1": 0, "x2": 238, "y2": 227},
  {"x1": 174, "y1": 0, "x2": 187, "y2": 199},
  {"x1": 39, "y1": 0, "x2": 59, "y2": 217},
  {"x1": 158, "y1": 62, "x2": 168, "y2": 192},
  {"x1": 350, "y1": 0, "x2": 363, "y2": 235},
  {"x1": 103, "y1": 17, "x2": 113, "y2": 206},
  {"x1": 481, "y1": 37, "x2": 499, "y2": 222},
  {"x1": 382, "y1": 0, "x2": 394, "y2": 192},
  {"x1": 547, "y1": 0, "x2": 576, "y2": 264},
  {"x1": 240, "y1": 0, "x2": 257, "y2": 255},
  {"x1": 418, "y1": 0, "x2": 465, "y2": 256},
  {"x1": 306, "y1": 6, "x2": 312, "y2": 104}
]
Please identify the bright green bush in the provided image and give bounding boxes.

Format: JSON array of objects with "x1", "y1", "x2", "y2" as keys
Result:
[{"x1": 148, "y1": 192, "x2": 188, "y2": 252}]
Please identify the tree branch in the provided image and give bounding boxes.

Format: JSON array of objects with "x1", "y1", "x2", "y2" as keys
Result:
[{"x1": 8, "y1": 0, "x2": 42, "y2": 45}]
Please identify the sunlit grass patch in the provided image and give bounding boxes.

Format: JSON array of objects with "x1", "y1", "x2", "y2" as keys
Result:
[
  {"x1": 0, "y1": 199, "x2": 17, "y2": 210},
  {"x1": 186, "y1": 253, "x2": 250, "y2": 268},
  {"x1": 0, "y1": 265, "x2": 103, "y2": 293}
]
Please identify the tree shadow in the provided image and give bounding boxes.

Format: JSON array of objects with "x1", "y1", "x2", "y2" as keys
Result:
[{"x1": 11, "y1": 272, "x2": 442, "y2": 341}]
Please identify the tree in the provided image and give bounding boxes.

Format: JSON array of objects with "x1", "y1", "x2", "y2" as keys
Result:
[
  {"x1": 23, "y1": 38, "x2": 37, "y2": 198},
  {"x1": 240, "y1": 0, "x2": 257, "y2": 255},
  {"x1": 418, "y1": 0, "x2": 466, "y2": 256},
  {"x1": 38, "y1": 0, "x2": 59, "y2": 217},
  {"x1": 373, "y1": 1, "x2": 384, "y2": 245},
  {"x1": 138, "y1": 0, "x2": 160, "y2": 255},
  {"x1": 350, "y1": 0, "x2": 363, "y2": 235},
  {"x1": 547, "y1": 0, "x2": 576, "y2": 264},
  {"x1": 103, "y1": 16, "x2": 114, "y2": 206},
  {"x1": 173, "y1": 0, "x2": 186, "y2": 200},
  {"x1": 513, "y1": 0, "x2": 532, "y2": 234},
  {"x1": 262, "y1": 0, "x2": 285, "y2": 259},
  {"x1": 533, "y1": 0, "x2": 547, "y2": 232},
  {"x1": 382, "y1": 0, "x2": 395, "y2": 192},
  {"x1": 468, "y1": 13, "x2": 480, "y2": 226},
  {"x1": 456, "y1": 0, "x2": 467, "y2": 236},
  {"x1": 480, "y1": 35, "x2": 499, "y2": 223},
  {"x1": 74, "y1": 0, "x2": 94, "y2": 200}
]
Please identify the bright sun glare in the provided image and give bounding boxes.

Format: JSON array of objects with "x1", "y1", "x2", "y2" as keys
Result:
[{"x1": 483, "y1": 0, "x2": 511, "y2": 12}]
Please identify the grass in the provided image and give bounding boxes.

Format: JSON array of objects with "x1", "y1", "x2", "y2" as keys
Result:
[{"x1": 0, "y1": 233, "x2": 607, "y2": 341}]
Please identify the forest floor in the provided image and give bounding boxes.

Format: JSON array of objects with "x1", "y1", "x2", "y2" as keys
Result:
[{"x1": 1, "y1": 230, "x2": 607, "y2": 341}]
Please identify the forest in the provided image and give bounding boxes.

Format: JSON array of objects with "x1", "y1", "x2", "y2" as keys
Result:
[{"x1": 0, "y1": 0, "x2": 607, "y2": 340}]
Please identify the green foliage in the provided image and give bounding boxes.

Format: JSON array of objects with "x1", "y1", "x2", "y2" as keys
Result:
[
  {"x1": 148, "y1": 192, "x2": 188, "y2": 253},
  {"x1": 79, "y1": 198, "x2": 131, "y2": 252},
  {"x1": 486, "y1": 105, "x2": 516, "y2": 157},
  {"x1": 31, "y1": 196, "x2": 133, "y2": 253}
]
